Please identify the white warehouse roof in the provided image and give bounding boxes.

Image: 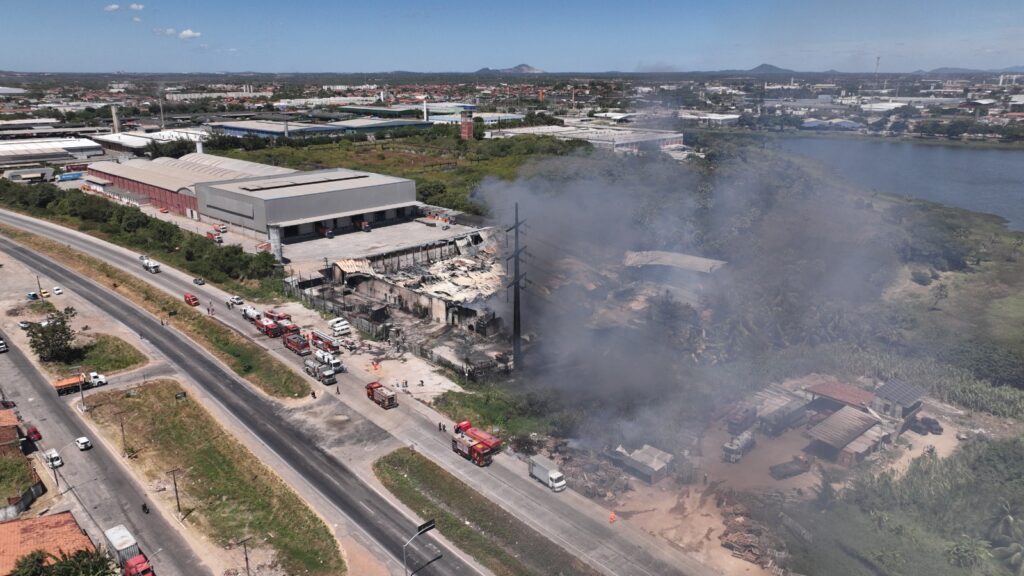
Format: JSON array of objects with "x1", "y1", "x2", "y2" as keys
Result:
[{"x1": 88, "y1": 152, "x2": 296, "y2": 193}]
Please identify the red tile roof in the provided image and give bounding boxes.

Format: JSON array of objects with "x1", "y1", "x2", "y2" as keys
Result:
[
  {"x1": 0, "y1": 409, "x2": 17, "y2": 428},
  {"x1": 805, "y1": 381, "x2": 875, "y2": 408},
  {"x1": 0, "y1": 512, "x2": 95, "y2": 574}
]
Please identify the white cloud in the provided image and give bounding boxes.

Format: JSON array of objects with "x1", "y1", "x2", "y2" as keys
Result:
[
  {"x1": 199, "y1": 43, "x2": 209, "y2": 49},
  {"x1": 128, "y1": 3, "x2": 144, "y2": 9},
  {"x1": 154, "y1": 27, "x2": 176, "y2": 36},
  {"x1": 103, "y1": 3, "x2": 119, "y2": 11},
  {"x1": 228, "y1": 47, "x2": 238, "y2": 52},
  {"x1": 131, "y1": 15, "x2": 141, "y2": 22},
  {"x1": 178, "y1": 29, "x2": 201, "y2": 40}
]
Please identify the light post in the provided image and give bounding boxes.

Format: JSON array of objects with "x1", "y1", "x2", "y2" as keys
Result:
[
  {"x1": 403, "y1": 519, "x2": 435, "y2": 576},
  {"x1": 167, "y1": 467, "x2": 183, "y2": 516}
]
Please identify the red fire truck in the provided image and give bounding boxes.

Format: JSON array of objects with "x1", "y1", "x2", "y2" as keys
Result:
[{"x1": 451, "y1": 420, "x2": 502, "y2": 466}]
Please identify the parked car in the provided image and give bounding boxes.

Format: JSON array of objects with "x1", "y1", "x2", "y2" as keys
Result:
[
  {"x1": 52, "y1": 287, "x2": 63, "y2": 295},
  {"x1": 26, "y1": 426, "x2": 41, "y2": 441},
  {"x1": 215, "y1": 224, "x2": 227, "y2": 233},
  {"x1": 0, "y1": 400, "x2": 15, "y2": 409},
  {"x1": 17, "y1": 320, "x2": 31, "y2": 329},
  {"x1": 193, "y1": 277, "x2": 205, "y2": 285},
  {"x1": 43, "y1": 449, "x2": 63, "y2": 468},
  {"x1": 921, "y1": 416, "x2": 944, "y2": 435},
  {"x1": 40, "y1": 289, "x2": 50, "y2": 298},
  {"x1": 229, "y1": 296, "x2": 243, "y2": 305},
  {"x1": 0, "y1": 338, "x2": 7, "y2": 353},
  {"x1": 75, "y1": 437, "x2": 92, "y2": 450},
  {"x1": 26, "y1": 292, "x2": 39, "y2": 300}
]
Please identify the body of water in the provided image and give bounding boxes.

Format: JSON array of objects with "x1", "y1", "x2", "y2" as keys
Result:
[{"x1": 777, "y1": 137, "x2": 1024, "y2": 230}]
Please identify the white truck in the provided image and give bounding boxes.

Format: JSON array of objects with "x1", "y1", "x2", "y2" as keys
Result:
[
  {"x1": 528, "y1": 455, "x2": 567, "y2": 492},
  {"x1": 303, "y1": 359, "x2": 337, "y2": 385},
  {"x1": 722, "y1": 430, "x2": 756, "y2": 463},
  {"x1": 139, "y1": 256, "x2": 160, "y2": 274},
  {"x1": 104, "y1": 524, "x2": 155, "y2": 575},
  {"x1": 314, "y1": 349, "x2": 345, "y2": 372},
  {"x1": 87, "y1": 371, "x2": 108, "y2": 386}
]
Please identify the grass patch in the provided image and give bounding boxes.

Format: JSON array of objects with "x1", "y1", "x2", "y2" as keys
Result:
[
  {"x1": 374, "y1": 448, "x2": 600, "y2": 576},
  {"x1": 27, "y1": 299, "x2": 56, "y2": 314},
  {"x1": 87, "y1": 380, "x2": 343, "y2": 575},
  {"x1": 0, "y1": 224, "x2": 310, "y2": 398},
  {"x1": 46, "y1": 333, "x2": 146, "y2": 374},
  {"x1": 0, "y1": 454, "x2": 35, "y2": 501}
]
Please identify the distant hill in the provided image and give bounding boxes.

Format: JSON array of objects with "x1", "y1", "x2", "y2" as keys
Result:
[
  {"x1": 474, "y1": 64, "x2": 545, "y2": 75},
  {"x1": 924, "y1": 65, "x2": 1024, "y2": 75},
  {"x1": 747, "y1": 63, "x2": 796, "y2": 75}
]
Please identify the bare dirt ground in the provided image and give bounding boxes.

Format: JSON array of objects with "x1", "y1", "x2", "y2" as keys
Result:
[
  {"x1": 616, "y1": 479, "x2": 771, "y2": 576},
  {"x1": 700, "y1": 425, "x2": 822, "y2": 495}
]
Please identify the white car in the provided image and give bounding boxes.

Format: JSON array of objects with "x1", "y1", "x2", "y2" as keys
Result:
[
  {"x1": 53, "y1": 287, "x2": 63, "y2": 295},
  {"x1": 44, "y1": 448, "x2": 63, "y2": 468},
  {"x1": 75, "y1": 437, "x2": 92, "y2": 450},
  {"x1": 229, "y1": 296, "x2": 244, "y2": 305}
]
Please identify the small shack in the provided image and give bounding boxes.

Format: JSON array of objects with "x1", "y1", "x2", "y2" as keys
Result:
[
  {"x1": 872, "y1": 379, "x2": 924, "y2": 422},
  {"x1": 805, "y1": 381, "x2": 875, "y2": 413},
  {"x1": 807, "y1": 406, "x2": 882, "y2": 466},
  {"x1": 610, "y1": 444, "x2": 674, "y2": 484}
]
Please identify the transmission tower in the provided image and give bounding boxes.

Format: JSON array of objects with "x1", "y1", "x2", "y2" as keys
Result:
[{"x1": 505, "y1": 203, "x2": 527, "y2": 369}]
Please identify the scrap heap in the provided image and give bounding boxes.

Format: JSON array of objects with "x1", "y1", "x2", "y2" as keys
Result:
[
  {"x1": 718, "y1": 502, "x2": 774, "y2": 566},
  {"x1": 560, "y1": 449, "x2": 631, "y2": 501}
]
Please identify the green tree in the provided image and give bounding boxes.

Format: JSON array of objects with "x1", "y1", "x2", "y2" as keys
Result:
[
  {"x1": 26, "y1": 307, "x2": 78, "y2": 363},
  {"x1": 9, "y1": 549, "x2": 114, "y2": 576}
]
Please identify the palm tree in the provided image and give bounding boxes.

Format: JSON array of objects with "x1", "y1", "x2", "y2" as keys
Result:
[
  {"x1": 991, "y1": 499, "x2": 1024, "y2": 545},
  {"x1": 993, "y1": 540, "x2": 1024, "y2": 576}
]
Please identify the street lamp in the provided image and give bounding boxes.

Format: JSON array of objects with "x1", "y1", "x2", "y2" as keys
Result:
[{"x1": 403, "y1": 519, "x2": 436, "y2": 576}]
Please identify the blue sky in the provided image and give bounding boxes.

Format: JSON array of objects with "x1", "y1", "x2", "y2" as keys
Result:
[{"x1": 1, "y1": 0, "x2": 1022, "y2": 73}]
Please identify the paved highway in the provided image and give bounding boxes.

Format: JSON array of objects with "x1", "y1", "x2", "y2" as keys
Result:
[
  {"x1": 0, "y1": 208, "x2": 718, "y2": 576},
  {"x1": 0, "y1": 330, "x2": 208, "y2": 576},
  {"x1": 0, "y1": 233, "x2": 475, "y2": 576}
]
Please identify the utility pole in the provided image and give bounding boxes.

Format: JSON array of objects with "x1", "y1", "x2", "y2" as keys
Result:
[
  {"x1": 167, "y1": 468, "x2": 183, "y2": 516},
  {"x1": 236, "y1": 536, "x2": 253, "y2": 576},
  {"x1": 35, "y1": 275, "x2": 43, "y2": 295},
  {"x1": 505, "y1": 203, "x2": 526, "y2": 369}
]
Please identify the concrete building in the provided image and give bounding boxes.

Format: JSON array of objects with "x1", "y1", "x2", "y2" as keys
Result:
[
  {"x1": 207, "y1": 120, "x2": 346, "y2": 139},
  {"x1": 0, "y1": 137, "x2": 103, "y2": 166},
  {"x1": 327, "y1": 118, "x2": 433, "y2": 133},
  {"x1": 87, "y1": 152, "x2": 296, "y2": 218},
  {"x1": 484, "y1": 124, "x2": 684, "y2": 153},
  {"x1": 92, "y1": 128, "x2": 209, "y2": 154},
  {"x1": 677, "y1": 110, "x2": 741, "y2": 126},
  {"x1": 195, "y1": 168, "x2": 418, "y2": 254},
  {"x1": 430, "y1": 112, "x2": 524, "y2": 125}
]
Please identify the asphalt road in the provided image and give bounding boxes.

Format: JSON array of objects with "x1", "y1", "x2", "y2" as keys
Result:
[
  {"x1": 0, "y1": 208, "x2": 717, "y2": 576},
  {"x1": 0, "y1": 235, "x2": 474, "y2": 576},
  {"x1": 0, "y1": 330, "x2": 207, "y2": 576}
]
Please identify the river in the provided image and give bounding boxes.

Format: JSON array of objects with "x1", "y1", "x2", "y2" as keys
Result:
[{"x1": 776, "y1": 137, "x2": 1024, "y2": 230}]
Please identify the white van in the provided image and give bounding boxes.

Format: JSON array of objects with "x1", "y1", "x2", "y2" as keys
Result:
[{"x1": 327, "y1": 317, "x2": 349, "y2": 328}]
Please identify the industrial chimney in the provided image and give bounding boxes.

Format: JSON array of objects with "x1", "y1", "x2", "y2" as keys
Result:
[
  {"x1": 423, "y1": 101, "x2": 428, "y2": 121},
  {"x1": 111, "y1": 105, "x2": 121, "y2": 134},
  {"x1": 460, "y1": 111, "x2": 473, "y2": 141}
]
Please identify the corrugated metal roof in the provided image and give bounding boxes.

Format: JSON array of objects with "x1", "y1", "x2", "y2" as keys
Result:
[
  {"x1": 178, "y1": 153, "x2": 295, "y2": 176},
  {"x1": 623, "y1": 250, "x2": 727, "y2": 274},
  {"x1": 808, "y1": 406, "x2": 879, "y2": 450},
  {"x1": 874, "y1": 379, "x2": 924, "y2": 407},
  {"x1": 209, "y1": 168, "x2": 412, "y2": 200},
  {"x1": 806, "y1": 381, "x2": 875, "y2": 408},
  {"x1": 89, "y1": 153, "x2": 296, "y2": 193}
]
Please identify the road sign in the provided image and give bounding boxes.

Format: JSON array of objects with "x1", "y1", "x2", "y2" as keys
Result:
[{"x1": 416, "y1": 519, "x2": 435, "y2": 536}]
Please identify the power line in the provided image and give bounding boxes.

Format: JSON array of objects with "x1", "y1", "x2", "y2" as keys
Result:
[{"x1": 505, "y1": 202, "x2": 526, "y2": 369}]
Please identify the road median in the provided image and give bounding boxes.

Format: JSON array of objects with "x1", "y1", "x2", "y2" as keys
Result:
[
  {"x1": 374, "y1": 447, "x2": 602, "y2": 576},
  {"x1": 0, "y1": 224, "x2": 310, "y2": 398},
  {"x1": 86, "y1": 379, "x2": 345, "y2": 575}
]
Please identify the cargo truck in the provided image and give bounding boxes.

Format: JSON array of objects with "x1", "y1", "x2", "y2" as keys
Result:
[
  {"x1": 52, "y1": 372, "x2": 106, "y2": 396},
  {"x1": 240, "y1": 306, "x2": 260, "y2": 322},
  {"x1": 284, "y1": 333, "x2": 310, "y2": 356},
  {"x1": 365, "y1": 382, "x2": 397, "y2": 409},
  {"x1": 103, "y1": 525, "x2": 155, "y2": 575},
  {"x1": 56, "y1": 172, "x2": 82, "y2": 182},
  {"x1": 304, "y1": 359, "x2": 338, "y2": 385},
  {"x1": 528, "y1": 455, "x2": 567, "y2": 491},
  {"x1": 140, "y1": 256, "x2": 160, "y2": 274},
  {"x1": 726, "y1": 405, "x2": 757, "y2": 436},
  {"x1": 314, "y1": 349, "x2": 344, "y2": 372},
  {"x1": 722, "y1": 430, "x2": 756, "y2": 463},
  {"x1": 205, "y1": 231, "x2": 223, "y2": 244},
  {"x1": 452, "y1": 420, "x2": 502, "y2": 466}
]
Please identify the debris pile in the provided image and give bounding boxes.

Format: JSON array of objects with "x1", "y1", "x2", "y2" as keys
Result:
[
  {"x1": 560, "y1": 450, "x2": 632, "y2": 501},
  {"x1": 718, "y1": 503, "x2": 773, "y2": 565}
]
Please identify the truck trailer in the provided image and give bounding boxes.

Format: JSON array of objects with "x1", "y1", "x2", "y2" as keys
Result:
[
  {"x1": 528, "y1": 455, "x2": 567, "y2": 492},
  {"x1": 451, "y1": 420, "x2": 502, "y2": 466},
  {"x1": 722, "y1": 430, "x2": 756, "y2": 463},
  {"x1": 52, "y1": 372, "x2": 106, "y2": 396},
  {"x1": 365, "y1": 382, "x2": 397, "y2": 409},
  {"x1": 103, "y1": 525, "x2": 155, "y2": 576}
]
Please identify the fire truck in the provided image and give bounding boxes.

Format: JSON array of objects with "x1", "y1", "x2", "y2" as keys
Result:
[
  {"x1": 284, "y1": 333, "x2": 310, "y2": 356},
  {"x1": 310, "y1": 330, "x2": 341, "y2": 353},
  {"x1": 255, "y1": 317, "x2": 283, "y2": 337},
  {"x1": 365, "y1": 382, "x2": 398, "y2": 409},
  {"x1": 451, "y1": 420, "x2": 502, "y2": 466}
]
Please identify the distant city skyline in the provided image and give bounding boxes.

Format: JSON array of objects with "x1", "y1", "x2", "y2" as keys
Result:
[{"x1": 1, "y1": 0, "x2": 1022, "y2": 74}]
